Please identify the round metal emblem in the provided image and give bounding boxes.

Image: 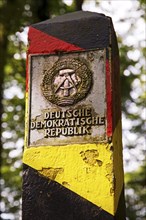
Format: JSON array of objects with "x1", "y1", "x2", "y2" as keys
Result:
[{"x1": 41, "y1": 58, "x2": 92, "y2": 106}]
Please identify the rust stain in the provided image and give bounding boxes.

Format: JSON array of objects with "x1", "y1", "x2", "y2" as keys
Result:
[{"x1": 80, "y1": 149, "x2": 103, "y2": 167}]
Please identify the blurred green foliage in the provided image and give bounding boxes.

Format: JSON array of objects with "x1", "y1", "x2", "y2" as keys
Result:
[{"x1": 125, "y1": 163, "x2": 146, "y2": 219}]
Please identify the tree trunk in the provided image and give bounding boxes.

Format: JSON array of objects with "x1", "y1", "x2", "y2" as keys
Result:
[
  {"x1": 0, "y1": 30, "x2": 8, "y2": 164},
  {"x1": 75, "y1": 0, "x2": 84, "y2": 10}
]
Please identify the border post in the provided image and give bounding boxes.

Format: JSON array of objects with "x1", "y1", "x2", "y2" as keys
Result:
[{"x1": 23, "y1": 11, "x2": 126, "y2": 219}]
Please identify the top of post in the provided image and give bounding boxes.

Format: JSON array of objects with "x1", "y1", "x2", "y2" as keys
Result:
[
  {"x1": 28, "y1": 11, "x2": 115, "y2": 51},
  {"x1": 32, "y1": 11, "x2": 106, "y2": 25}
]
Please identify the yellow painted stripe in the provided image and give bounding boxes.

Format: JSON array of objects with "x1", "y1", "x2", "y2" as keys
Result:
[
  {"x1": 24, "y1": 92, "x2": 29, "y2": 148},
  {"x1": 23, "y1": 143, "x2": 114, "y2": 214},
  {"x1": 113, "y1": 120, "x2": 124, "y2": 214}
]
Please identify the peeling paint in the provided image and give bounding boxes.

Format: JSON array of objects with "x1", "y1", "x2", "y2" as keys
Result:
[
  {"x1": 110, "y1": 187, "x2": 114, "y2": 196},
  {"x1": 39, "y1": 167, "x2": 64, "y2": 180},
  {"x1": 105, "y1": 163, "x2": 113, "y2": 184},
  {"x1": 106, "y1": 143, "x2": 113, "y2": 151},
  {"x1": 106, "y1": 163, "x2": 113, "y2": 172},
  {"x1": 80, "y1": 149, "x2": 102, "y2": 167},
  {"x1": 62, "y1": 181, "x2": 70, "y2": 187},
  {"x1": 110, "y1": 154, "x2": 113, "y2": 160},
  {"x1": 106, "y1": 174, "x2": 111, "y2": 182},
  {"x1": 110, "y1": 146, "x2": 114, "y2": 152}
]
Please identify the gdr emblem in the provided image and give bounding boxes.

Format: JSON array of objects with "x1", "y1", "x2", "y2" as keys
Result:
[{"x1": 41, "y1": 58, "x2": 92, "y2": 106}]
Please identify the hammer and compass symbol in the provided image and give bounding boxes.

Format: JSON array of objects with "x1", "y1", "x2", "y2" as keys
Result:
[
  {"x1": 54, "y1": 68, "x2": 81, "y2": 97},
  {"x1": 41, "y1": 58, "x2": 92, "y2": 106}
]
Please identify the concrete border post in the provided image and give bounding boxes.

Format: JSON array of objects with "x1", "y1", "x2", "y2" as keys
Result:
[{"x1": 23, "y1": 11, "x2": 126, "y2": 220}]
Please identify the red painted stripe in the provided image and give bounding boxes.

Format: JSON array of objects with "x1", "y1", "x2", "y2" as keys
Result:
[
  {"x1": 106, "y1": 59, "x2": 113, "y2": 137},
  {"x1": 28, "y1": 27, "x2": 83, "y2": 54}
]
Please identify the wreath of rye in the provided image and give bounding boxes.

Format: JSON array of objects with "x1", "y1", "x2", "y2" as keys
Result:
[{"x1": 41, "y1": 58, "x2": 92, "y2": 106}]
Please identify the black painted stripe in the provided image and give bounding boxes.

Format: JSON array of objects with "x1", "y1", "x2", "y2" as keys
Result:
[
  {"x1": 31, "y1": 11, "x2": 110, "y2": 50},
  {"x1": 115, "y1": 186, "x2": 126, "y2": 220},
  {"x1": 22, "y1": 164, "x2": 114, "y2": 220}
]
